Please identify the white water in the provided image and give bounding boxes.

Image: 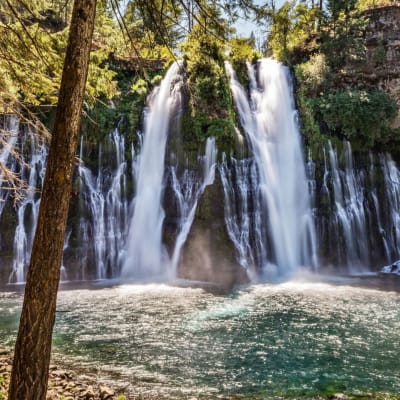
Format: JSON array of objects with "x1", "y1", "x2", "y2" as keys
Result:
[
  {"x1": 170, "y1": 137, "x2": 217, "y2": 273},
  {"x1": 316, "y1": 142, "x2": 400, "y2": 270},
  {"x1": 379, "y1": 153, "x2": 400, "y2": 261},
  {"x1": 327, "y1": 141, "x2": 369, "y2": 270},
  {"x1": 3, "y1": 64, "x2": 400, "y2": 281},
  {"x1": 219, "y1": 156, "x2": 264, "y2": 272},
  {"x1": 10, "y1": 128, "x2": 47, "y2": 283},
  {"x1": 225, "y1": 59, "x2": 318, "y2": 277},
  {"x1": 122, "y1": 61, "x2": 184, "y2": 279},
  {"x1": 77, "y1": 128, "x2": 129, "y2": 279},
  {"x1": 0, "y1": 116, "x2": 19, "y2": 219}
]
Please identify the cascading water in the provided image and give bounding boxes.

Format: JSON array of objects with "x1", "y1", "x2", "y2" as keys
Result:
[
  {"x1": 0, "y1": 115, "x2": 19, "y2": 220},
  {"x1": 77, "y1": 128, "x2": 129, "y2": 279},
  {"x1": 3, "y1": 64, "x2": 400, "y2": 282},
  {"x1": 122, "y1": 61, "x2": 184, "y2": 279},
  {"x1": 326, "y1": 141, "x2": 369, "y2": 270},
  {"x1": 10, "y1": 127, "x2": 47, "y2": 283},
  {"x1": 380, "y1": 154, "x2": 400, "y2": 259},
  {"x1": 169, "y1": 136, "x2": 217, "y2": 274},
  {"x1": 219, "y1": 156, "x2": 265, "y2": 272},
  {"x1": 314, "y1": 141, "x2": 400, "y2": 271},
  {"x1": 225, "y1": 59, "x2": 318, "y2": 277}
]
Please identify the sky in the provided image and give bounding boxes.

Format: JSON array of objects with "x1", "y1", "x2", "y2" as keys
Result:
[{"x1": 234, "y1": 0, "x2": 286, "y2": 37}]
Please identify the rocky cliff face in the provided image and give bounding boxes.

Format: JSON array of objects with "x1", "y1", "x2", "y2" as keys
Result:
[
  {"x1": 366, "y1": 6, "x2": 400, "y2": 127},
  {"x1": 340, "y1": 6, "x2": 400, "y2": 128}
]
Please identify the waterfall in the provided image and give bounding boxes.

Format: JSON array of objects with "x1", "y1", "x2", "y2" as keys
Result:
[
  {"x1": 3, "y1": 64, "x2": 400, "y2": 282},
  {"x1": 225, "y1": 59, "x2": 318, "y2": 277},
  {"x1": 9, "y1": 128, "x2": 48, "y2": 283},
  {"x1": 77, "y1": 128, "x2": 129, "y2": 279},
  {"x1": 0, "y1": 116, "x2": 19, "y2": 220},
  {"x1": 1, "y1": 117, "x2": 129, "y2": 282},
  {"x1": 325, "y1": 141, "x2": 369, "y2": 270},
  {"x1": 379, "y1": 154, "x2": 400, "y2": 261},
  {"x1": 169, "y1": 137, "x2": 217, "y2": 274},
  {"x1": 122, "y1": 61, "x2": 184, "y2": 279},
  {"x1": 219, "y1": 156, "x2": 265, "y2": 273},
  {"x1": 315, "y1": 141, "x2": 400, "y2": 271}
]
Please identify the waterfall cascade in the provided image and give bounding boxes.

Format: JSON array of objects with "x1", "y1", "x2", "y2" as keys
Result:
[
  {"x1": 121, "y1": 61, "x2": 184, "y2": 279},
  {"x1": 169, "y1": 136, "x2": 217, "y2": 274},
  {"x1": 0, "y1": 117, "x2": 48, "y2": 283},
  {"x1": 225, "y1": 59, "x2": 318, "y2": 277},
  {"x1": 0, "y1": 118, "x2": 129, "y2": 282},
  {"x1": 219, "y1": 156, "x2": 264, "y2": 271},
  {"x1": 0, "y1": 116, "x2": 19, "y2": 222},
  {"x1": 10, "y1": 128, "x2": 47, "y2": 282},
  {"x1": 2, "y1": 61, "x2": 400, "y2": 283},
  {"x1": 76, "y1": 128, "x2": 129, "y2": 280},
  {"x1": 315, "y1": 141, "x2": 400, "y2": 270}
]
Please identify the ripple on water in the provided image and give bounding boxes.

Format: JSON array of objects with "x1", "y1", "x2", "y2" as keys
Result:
[{"x1": 0, "y1": 279, "x2": 399, "y2": 398}]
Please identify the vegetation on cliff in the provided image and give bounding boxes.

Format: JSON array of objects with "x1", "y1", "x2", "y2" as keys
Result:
[{"x1": 267, "y1": 0, "x2": 400, "y2": 155}]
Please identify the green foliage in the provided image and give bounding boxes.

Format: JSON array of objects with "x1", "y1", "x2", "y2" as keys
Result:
[
  {"x1": 320, "y1": 3, "x2": 368, "y2": 68},
  {"x1": 268, "y1": 0, "x2": 400, "y2": 153},
  {"x1": 295, "y1": 53, "x2": 329, "y2": 95},
  {"x1": 0, "y1": 0, "x2": 119, "y2": 109},
  {"x1": 124, "y1": 0, "x2": 184, "y2": 52},
  {"x1": 316, "y1": 89, "x2": 399, "y2": 146},
  {"x1": 357, "y1": 0, "x2": 396, "y2": 10},
  {"x1": 229, "y1": 37, "x2": 261, "y2": 87},
  {"x1": 268, "y1": 1, "x2": 321, "y2": 64},
  {"x1": 180, "y1": 23, "x2": 237, "y2": 152}
]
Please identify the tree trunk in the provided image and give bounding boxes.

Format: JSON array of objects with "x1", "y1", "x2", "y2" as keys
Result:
[{"x1": 8, "y1": 1, "x2": 97, "y2": 399}]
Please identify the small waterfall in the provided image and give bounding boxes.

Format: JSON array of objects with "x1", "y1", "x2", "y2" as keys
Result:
[
  {"x1": 380, "y1": 154, "x2": 400, "y2": 260},
  {"x1": 226, "y1": 59, "x2": 317, "y2": 277},
  {"x1": 122, "y1": 61, "x2": 184, "y2": 279},
  {"x1": 77, "y1": 128, "x2": 129, "y2": 279},
  {"x1": 326, "y1": 141, "x2": 369, "y2": 270},
  {"x1": 315, "y1": 142, "x2": 400, "y2": 271},
  {"x1": 170, "y1": 137, "x2": 217, "y2": 274},
  {"x1": 0, "y1": 115, "x2": 19, "y2": 219},
  {"x1": 10, "y1": 128, "x2": 48, "y2": 283},
  {"x1": 219, "y1": 156, "x2": 264, "y2": 272}
]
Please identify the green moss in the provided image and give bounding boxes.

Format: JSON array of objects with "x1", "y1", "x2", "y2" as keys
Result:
[
  {"x1": 228, "y1": 37, "x2": 261, "y2": 88},
  {"x1": 81, "y1": 64, "x2": 167, "y2": 158}
]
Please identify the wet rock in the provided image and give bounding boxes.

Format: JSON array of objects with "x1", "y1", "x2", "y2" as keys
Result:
[{"x1": 381, "y1": 260, "x2": 400, "y2": 275}]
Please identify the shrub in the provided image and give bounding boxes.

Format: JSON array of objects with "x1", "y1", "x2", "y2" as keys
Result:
[{"x1": 316, "y1": 89, "x2": 399, "y2": 146}]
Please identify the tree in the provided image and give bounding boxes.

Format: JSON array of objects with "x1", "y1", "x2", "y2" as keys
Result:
[{"x1": 8, "y1": 1, "x2": 97, "y2": 399}]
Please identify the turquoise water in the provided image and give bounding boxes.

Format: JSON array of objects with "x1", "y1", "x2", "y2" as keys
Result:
[{"x1": 0, "y1": 277, "x2": 399, "y2": 398}]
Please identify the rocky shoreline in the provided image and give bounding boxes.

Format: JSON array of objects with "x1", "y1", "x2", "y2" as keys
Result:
[{"x1": 0, "y1": 348, "x2": 125, "y2": 400}]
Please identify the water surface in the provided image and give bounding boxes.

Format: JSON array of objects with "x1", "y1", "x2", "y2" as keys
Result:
[{"x1": 0, "y1": 277, "x2": 399, "y2": 398}]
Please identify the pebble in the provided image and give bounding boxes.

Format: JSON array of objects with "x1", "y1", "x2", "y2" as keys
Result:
[{"x1": 0, "y1": 349, "x2": 127, "y2": 399}]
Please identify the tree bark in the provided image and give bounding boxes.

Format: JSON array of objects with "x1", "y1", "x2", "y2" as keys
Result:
[{"x1": 8, "y1": 1, "x2": 97, "y2": 399}]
